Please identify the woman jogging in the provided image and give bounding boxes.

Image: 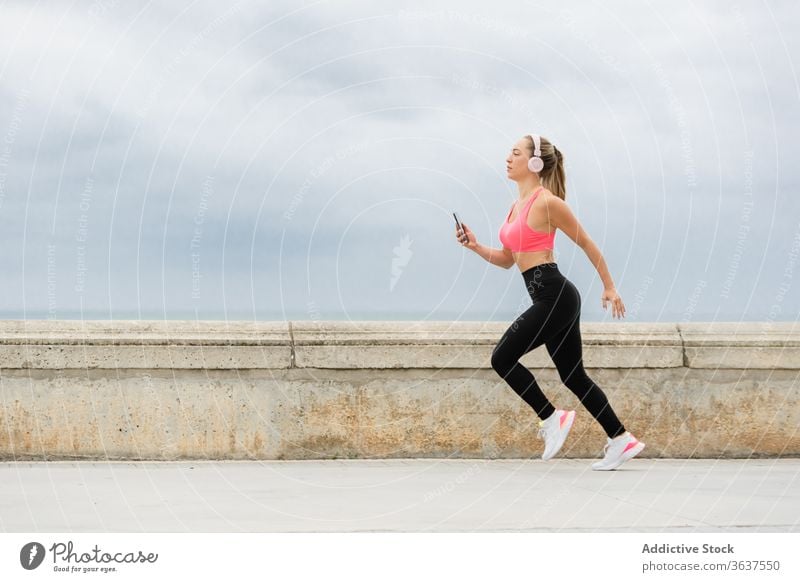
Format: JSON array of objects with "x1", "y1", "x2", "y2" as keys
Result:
[{"x1": 455, "y1": 133, "x2": 645, "y2": 470}]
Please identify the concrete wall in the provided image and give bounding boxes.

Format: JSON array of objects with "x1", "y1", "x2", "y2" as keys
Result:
[{"x1": 0, "y1": 320, "x2": 798, "y2": 460}]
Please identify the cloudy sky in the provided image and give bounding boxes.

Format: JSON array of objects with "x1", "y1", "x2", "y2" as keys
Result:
[{"x1": 0, "y1": 0, "x2": 798, "y2": 322}]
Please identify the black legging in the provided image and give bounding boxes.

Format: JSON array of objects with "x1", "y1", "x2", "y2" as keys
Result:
[{"x1": 490, "y1": 262, "x2": 626, "y2": 439}]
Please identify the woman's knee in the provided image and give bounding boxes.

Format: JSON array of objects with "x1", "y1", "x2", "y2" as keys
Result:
[{"x1": 490, "y1": 344, "x2": 516, "y2": 374}]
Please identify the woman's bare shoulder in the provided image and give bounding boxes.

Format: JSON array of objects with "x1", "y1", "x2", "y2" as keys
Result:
[
  {"x1": 538, "y1": 188, "x2": 561, "y2": 204},
  {"x1": 538, "y1": 189, "x2": 571, "y2": 220}
]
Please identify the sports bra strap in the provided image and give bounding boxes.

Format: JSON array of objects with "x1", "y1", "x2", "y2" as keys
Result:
[{"x1": 511, "y1": 186, "x2": 544, "y2": 219}]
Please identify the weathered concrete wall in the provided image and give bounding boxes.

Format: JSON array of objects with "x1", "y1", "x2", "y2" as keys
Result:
[{"x1": 0, "y1": 320, "x2": 798, "y2": 460}]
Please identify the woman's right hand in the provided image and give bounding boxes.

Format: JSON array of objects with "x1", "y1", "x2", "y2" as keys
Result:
[{"x1": 456, "y1": 223, "x2": 478, "y2": 250}]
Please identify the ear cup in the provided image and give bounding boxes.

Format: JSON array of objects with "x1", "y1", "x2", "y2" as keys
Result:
[{"x1": 528, "y1": 156, "x2": 544, "y2": 173}]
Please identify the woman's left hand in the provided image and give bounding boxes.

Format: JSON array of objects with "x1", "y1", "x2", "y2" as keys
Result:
[{"x1": 602, "y1": 287, "x2": 626, "y2": 319}]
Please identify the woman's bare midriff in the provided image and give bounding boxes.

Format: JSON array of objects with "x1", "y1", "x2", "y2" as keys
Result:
[{"x1": 512, "y1": 250, "x2": 556, "y2": 272}]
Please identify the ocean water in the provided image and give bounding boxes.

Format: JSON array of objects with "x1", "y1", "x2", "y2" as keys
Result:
[{"x1": 0, "y1": 310, "x2": 521, "y2": 322}]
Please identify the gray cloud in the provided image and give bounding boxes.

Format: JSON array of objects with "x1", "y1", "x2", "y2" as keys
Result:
[{"x1": 0, "y1": 0, "x2": 797, "y2": 322}]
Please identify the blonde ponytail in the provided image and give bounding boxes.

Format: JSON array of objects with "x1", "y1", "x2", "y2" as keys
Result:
[{"x1": 527, "y1": 135, "x2": 566, "y2": 200}]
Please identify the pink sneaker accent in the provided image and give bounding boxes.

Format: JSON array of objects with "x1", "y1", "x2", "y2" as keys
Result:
[
  {"x1": 622, "y1": 439, "x2": 639, "y2": 454},
  {"x1": 559, "y1": 411, "x2": 569, "y2": 428}
]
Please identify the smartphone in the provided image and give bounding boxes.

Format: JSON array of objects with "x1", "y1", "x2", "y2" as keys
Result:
[
  {"x1": 453, "y1": 212, "x2": 463, "y2": 233},
  {"x1": 453, "y1": 212, "x2": 464, "y2": 242}
]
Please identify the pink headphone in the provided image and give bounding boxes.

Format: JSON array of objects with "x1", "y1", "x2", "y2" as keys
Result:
[{"x1": 528, "y1": 134, "x2": 544, "y2": 173}]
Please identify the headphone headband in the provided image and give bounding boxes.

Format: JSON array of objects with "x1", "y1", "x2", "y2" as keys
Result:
[{"x1": 531, "y1": 134, "x2": 541, "y2": 157}]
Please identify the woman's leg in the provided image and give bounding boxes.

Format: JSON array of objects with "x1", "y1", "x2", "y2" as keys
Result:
[
  {"x1": 491, "y1": 299, "x2": 573, "y2": 421},
  {"x1": 544, "y1": 305, "x2": 627, "y2": 439}
]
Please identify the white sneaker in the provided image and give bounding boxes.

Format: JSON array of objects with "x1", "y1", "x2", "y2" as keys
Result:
[
  {"x1": 591, "y1": 431, "x2": 645, "y2": 471},
  {"x1": 537, "y1": 409, "x2": 576, "y2": 460}
]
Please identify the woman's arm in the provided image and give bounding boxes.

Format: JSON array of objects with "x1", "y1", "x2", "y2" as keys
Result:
[
  {"x1": 456, "y1": 223, "x2": 514, "y2": 269},
  {"x1": 545, "y1": 196, "x2": 626, "y2": 318},
  {"x1": 472, "y1": 243, "x2": 514, "y2": 269},
  {"x1": 546, "y1": 196, "x2": 616, "y2": 289}
]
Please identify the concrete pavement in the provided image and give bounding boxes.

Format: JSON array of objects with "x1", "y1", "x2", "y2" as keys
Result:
[{"x1": 1, "y1": 459, "x2": 798, "y2": 532}]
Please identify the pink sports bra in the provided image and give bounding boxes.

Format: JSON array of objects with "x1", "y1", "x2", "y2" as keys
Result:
[{"x1": 498, "y1": 186, "x2": 556, "y2": 252}]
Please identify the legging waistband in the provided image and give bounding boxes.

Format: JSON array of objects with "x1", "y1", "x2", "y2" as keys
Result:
[
  {"x1": 521, "y1": 262, "x2": 561, "y2": 280},
  {"x1": 521, "y1": 262, "x2": 568, "y2": 297}
]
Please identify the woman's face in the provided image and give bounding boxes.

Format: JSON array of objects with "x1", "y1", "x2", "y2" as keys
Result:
[{"x1": 505, "y1": 137, "x2": 531, "y2": 181}]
